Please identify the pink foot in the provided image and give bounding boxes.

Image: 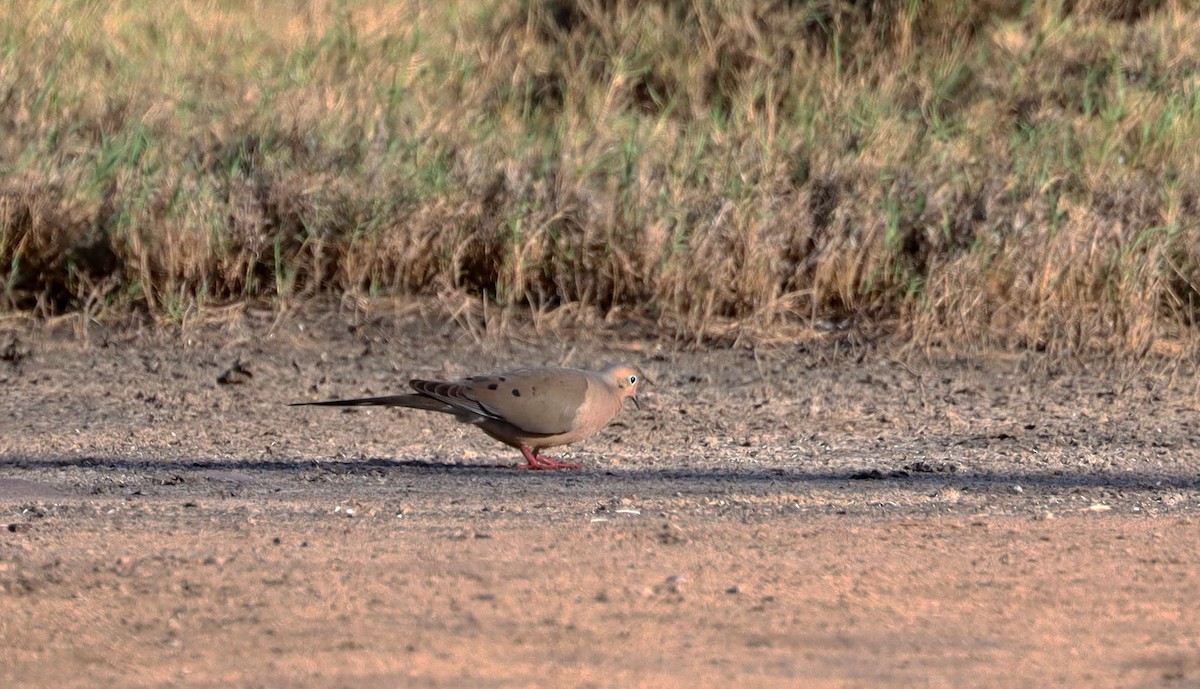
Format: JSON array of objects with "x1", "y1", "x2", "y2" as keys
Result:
[{"x1": 518, "y1": 444, "x2": 582, "y2": 470}]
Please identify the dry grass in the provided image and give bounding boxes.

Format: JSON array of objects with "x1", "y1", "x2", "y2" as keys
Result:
[{"x1": 2, "y1": 0, "x2": 1199, "y2": 355}]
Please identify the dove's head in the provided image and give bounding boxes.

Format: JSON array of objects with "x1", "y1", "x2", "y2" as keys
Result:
[{"x1": 601, "y1": 362, "x2": 643, "y2": 410}]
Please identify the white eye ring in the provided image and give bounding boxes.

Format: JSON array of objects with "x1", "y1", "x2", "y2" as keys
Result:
[{"x1": 628, "y1": 374, "x2": 637, "y2": 385}]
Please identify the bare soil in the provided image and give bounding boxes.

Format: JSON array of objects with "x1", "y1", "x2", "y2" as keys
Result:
[{"x1": 2, "y1": 309, "x2": 1199, "y2": 688}]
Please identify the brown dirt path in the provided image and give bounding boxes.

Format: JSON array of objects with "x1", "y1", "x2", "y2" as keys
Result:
[{"x1": 1, "y1": 311, "x2": 1198, "y2": 687}]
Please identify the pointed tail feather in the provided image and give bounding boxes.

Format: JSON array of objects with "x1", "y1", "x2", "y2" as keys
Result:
[{"x1": 289, "y1": 394, "x2": 453, "y2": 412}]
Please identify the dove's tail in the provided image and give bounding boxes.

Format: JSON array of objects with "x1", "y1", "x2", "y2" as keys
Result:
[{"x1": 288, "y1": 394, "x2": 453, "y2": 413}]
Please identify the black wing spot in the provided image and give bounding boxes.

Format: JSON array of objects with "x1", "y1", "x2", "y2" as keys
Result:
[
  {"x1": 487, "y1": 383, "x2": 498, "y2": 390},
  {"x1": 511, "y1": 389, "x2": 521, "y2": 397},
  {"x1": 499, "y1": 377, "x2": 507, "y2": 382}
]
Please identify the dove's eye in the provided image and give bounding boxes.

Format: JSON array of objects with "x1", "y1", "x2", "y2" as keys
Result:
[{"x1": 628, "y1": 374, "x2": 637, "y2": 385}]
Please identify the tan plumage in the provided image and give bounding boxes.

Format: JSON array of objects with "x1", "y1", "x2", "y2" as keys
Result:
[{"x1": 291, "y1": 363, "x2": 642, "y2": 470}]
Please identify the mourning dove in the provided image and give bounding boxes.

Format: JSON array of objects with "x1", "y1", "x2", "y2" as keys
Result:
[{"x1": 291, "y1": 363, "x2": 642, "y2": 470}]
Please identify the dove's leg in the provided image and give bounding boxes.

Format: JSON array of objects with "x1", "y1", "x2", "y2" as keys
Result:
[{"x1": 517, "y1": 444, "x2": 582, "y2": 470}]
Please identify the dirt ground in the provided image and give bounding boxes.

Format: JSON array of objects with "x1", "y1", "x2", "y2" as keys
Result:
[{"x1": 2, "y1": 307, "x2": 1199, "y2": 688}]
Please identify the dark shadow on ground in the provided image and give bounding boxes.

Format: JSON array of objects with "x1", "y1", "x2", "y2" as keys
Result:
[{"x1": 1, "y1": 454, "x2": 1197, "y2": 493}]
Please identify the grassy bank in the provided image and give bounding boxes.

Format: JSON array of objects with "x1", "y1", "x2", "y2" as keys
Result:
[{"x1": 2, "y1": 0, "x2": 1199, "y2": 353}]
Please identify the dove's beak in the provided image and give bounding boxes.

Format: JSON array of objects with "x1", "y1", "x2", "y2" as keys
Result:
[{"x1": 632, "y1": 393, "x2": 640, "y2": 410}]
